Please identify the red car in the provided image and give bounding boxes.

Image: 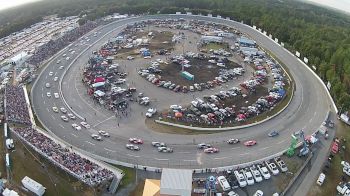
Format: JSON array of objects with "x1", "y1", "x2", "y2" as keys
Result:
[
  {"x1": 129, "y1": 138, "x2": 143, "y2": 144},
  {"x1": 204, "y1": 147, "x2": 219, "y2": 153},
  {"x1": 244, "y1": 140, "x2": 257, "y2": 146}
]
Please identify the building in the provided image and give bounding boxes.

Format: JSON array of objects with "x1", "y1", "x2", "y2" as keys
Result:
[{"x1": 160, "y1": 168, "x2": 192, "y2": 196}]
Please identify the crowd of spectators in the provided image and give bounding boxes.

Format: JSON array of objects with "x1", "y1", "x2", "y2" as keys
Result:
[
  {"x1": 26, "y1": 21, "x2": 98, "y2": 66},
  {"x1": 5, "y1": 85, "x2": 31, "y2": 125},
  {"x1": 13, "y1": 127, "x2": 114, "y2": 186}
]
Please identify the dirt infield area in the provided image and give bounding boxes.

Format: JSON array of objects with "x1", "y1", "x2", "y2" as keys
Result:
[{"x1": 158, "y1": 58, "x2": 242, "y2": 86}]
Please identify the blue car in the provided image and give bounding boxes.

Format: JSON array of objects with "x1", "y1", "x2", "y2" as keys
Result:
[{"x1": 268, "y1": 130, "x2": 279, "y2": 137}]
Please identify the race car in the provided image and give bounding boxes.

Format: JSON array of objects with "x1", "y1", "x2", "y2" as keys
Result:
[
  {"x1": 268, "y1": 130, "x2": 279, "y2": 137},
  {"x1": 197, "y1": 143, "x2": 211, "y2": 149},
  {"x1": 158, "y1": 146, "x2": 173, "y2": 153},
  {"x1": 98, "y1": 130, "x2": 110, "y2": 137},
  {"x1": 227, "y1": 138, "x2": 240, "y2": 144},
  {"x1": 204, "y1": 147, "x2": 219, "y2": 153},
  {"x1": 244, "y1": 140, "x2": 257, "y2": 146},
  {"x1": 151, "y1": 142, "x2": 166, "y2": 147},
  {"x1": 129, "y1": 138, "x2": 143, "y2": 144},
  {"x1": 126, "y1": 144, "x2": 140, "y2": 151}
]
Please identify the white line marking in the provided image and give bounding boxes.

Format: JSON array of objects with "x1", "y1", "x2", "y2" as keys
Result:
[
  {"x1": 85, "y1": 141, "x2": 95, "y2": 145},
  {"x1": 259, "y1": 146, "x2": 271, "y2": 151},
  {"x1": 47, "y1": 108, "x2": 50, "y2": 112},
  {"x1": 41, "y1": 87, "x2": 43, "y2": 91},
  {"x1": 239, "y1": 152, "x2": 250, "y2": 156},
  {"x1": 51, "y1": 115, "x2": 56, "y2": 120},
  {"x1": 104, "y1": 148, "x2": 116, "y2": 153},
  {"x1": 43, "y1": 100, "x2": 46, "y2": 104},
  {"x1": 59, "y1": 124, "x2": 64, "y2": 129},
  {"x1": 214, "y1": 157, "x2": 229, "y2": 160},
  {"x1": 41, "y1": 93, "x2": 43, "y2": 98},
  {"x1": 93, "y1": 115, "x2": 114, "y2": 127},
  {"x1": 177, "y1": 152, "x2": 191, "y2": 154},
  {"x1": 154, "y1": 158, "x2": 169, "y2": 161},
  {"x1": 183, "y1": 159, "x2": 196, "y2": 161},
  {"x1": 71, "y1": 133, "x2": 78, "y2": 138},
  {"x1": 231, "y1": 147, "x2": 241, "y2": 150},
  {"x1": 127, "y1": 154, "x2": 140, "y2": 158},
  {"x1": 277, "y1": 139, "x2": 286, "y2": 144}
]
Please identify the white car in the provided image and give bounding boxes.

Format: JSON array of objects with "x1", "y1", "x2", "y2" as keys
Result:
[
  {"x1": 197, "y1": 143, "x2": 211, "y2": 149},
  {"x1": 54, "y1": 77, "x2": 58, "y2": 82},
  {"x1": 63, "y1": 53, "x2": 66, "y2": 57},
  {"x1": 243, "y1": 169, "x2": 255, "y2": 185},
  {"x1": 49, "y1": 72, "x2": 54, "y2": 76},
  {"x1": 158, "y1": 146, "x2": 173, "y2": 153},
  {"x1": 59, "y1": 66, "x2": 64, "y2": 70},
  {"x1": 127, "y1": 56, "x2": 134, "y2": 60},
  {"x1": 66, "y1": 57, "x2": 70, "y2": 60},
  {"x1": 54, "y1": 93, "x2": 59, "y2": 99},
  {"x1": 98, "y1": 130, "x2": 110, "y2": 137},
  {"x1": 52, "y1": 107, "x2": 59, "y2": 113},
  {"x1": 45, "y1": 83, "x2": 50, "y2": 88},
  {"x1": 72, "y1": 123, "x2": 81, "y2": 131},
  {"x1": 234, "y1": 170, "x2": 247, "y2": 188},
  {"x1": 61, "y1": 115, "x2": 69, "y2": 122},
  {"x1": 56, "y1": 60, "x2": 61, "y2": 64},
  {"x1": 274, "y1": 157, "x2": 288, "y2": 172},
  {"x1": 91, "y1": 134, "x2": 102, "y2": 141},
  {"x1": 257, "y1": 164, "x2": 271, "y2": 180},
  {"x1": 126, "y1": 144, "x2": 140, "y2": 151},
  {"x1": 46, "y1": 92, "x2": 51, "y2": 97},
  {"x1": 253, "y1": 190, "x2": 264, "y2": 196},
  {"x1": 341, "y1": 161, "x2": 350, "y2": 168},
  {"x1": 316, "y1": 173, "x2": 326, "y2": 186},
  {"x1": 265, "y1": 161, "x2": 279, "y2": 175},
  {"x1": 80, "y1": 122, "x2": 91, "y2": 129},
  {"x1": 60, "y1": 107, "x2": 67, "y2": 113},
  {"x1": 343, "y1": 166, "x2": 350, "y2": 176},
  {"x1": 169, "y1": 105, "x2": 182, "y2": 110},
  {"x1": 67, "y1": 113, "x2": 76, "y2": 120},
  {"x1": 145, "y1": 108, "x2": 157, "y2": 118},
  {"x1": 250, "y1": 165, "x2": 263, "y2": 182},
  {"x1": 152, "y1": 142, "x2": 166, "y2": 147}
]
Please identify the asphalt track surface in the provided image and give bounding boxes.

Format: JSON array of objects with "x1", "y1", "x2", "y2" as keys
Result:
[{"x1": 31, "y1": 14, "x2": 334, "y2": 169}]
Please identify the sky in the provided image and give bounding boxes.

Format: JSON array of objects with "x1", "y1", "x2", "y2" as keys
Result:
[
  {"x1": 0, "y1": 0, "x2": 349, "y2": 13},
  {"x1": 304, "y1": 0, "x2": 350, "y2": 13},
  {"x1": 0, "y1": 0, "x2": 42, "y2": 11}
]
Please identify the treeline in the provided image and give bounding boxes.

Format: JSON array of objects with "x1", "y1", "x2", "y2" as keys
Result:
[{"x1": 1, "y1": 0, "x2": 350, "y2": 111}]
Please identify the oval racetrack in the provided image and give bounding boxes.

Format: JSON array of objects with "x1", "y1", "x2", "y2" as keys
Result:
[{"x1": 31, "y1": 14, "x2": 334, "y2": 169}]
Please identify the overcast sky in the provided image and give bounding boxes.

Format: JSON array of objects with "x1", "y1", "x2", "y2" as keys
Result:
[
  {"x1": 0, "y1": 0, "x2": 350, "y2": 13},
  {"x1": 0, "y1": 0, "x2": 42, "y2": 11},
  {"x1": 303, "y1": 0, "x2": 350, "y2": 13}
]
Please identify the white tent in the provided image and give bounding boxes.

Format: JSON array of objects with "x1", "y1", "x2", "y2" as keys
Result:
[{"x1": 21, "y1": 176, "x2": 46, "y2": 196}]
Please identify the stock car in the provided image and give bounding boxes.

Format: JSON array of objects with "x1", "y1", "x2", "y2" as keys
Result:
[
  {"x1": 244, "y1": 140, "x2": 257, "y2": 146},
  {"x1": 204, "y1": 147, "x2": 219, "y2": 153},
  {"x1": 227, "y1": 138, "x2": 240, "y2": 144},
  {"x1": 158, "y1": 146, "x2": 173, "y2": 153},
  {"x1": 152, "y1": 142, "x2": 166, "y2": 147},
  {"x1": 197, "y1": 143, "x2": 211, "y2": 149},
  {"x1": 268, "y1": 130, "x2": 279, "y2": 137},
  {"x1": 126, "y1": 144, "x2": 140, "y2": 151},
  {"x1": 98, "y1": 130, "x2": 110, "y2": 137},
  {"x1": 129, "y1": 138, "x2": 143, "y2": 144}
]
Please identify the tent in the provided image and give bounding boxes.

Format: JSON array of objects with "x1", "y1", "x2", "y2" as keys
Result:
[{"x1": 175, "y1": 112, "x2": 183, "y2": 118}]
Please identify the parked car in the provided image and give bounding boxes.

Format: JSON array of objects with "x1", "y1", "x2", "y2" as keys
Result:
[
  {"x1": 146, "y1": 108, "x2": 157, "y2": 118},
  {"x1": 243, "y1": 169, "x2": 255, "y2": 185},
  {"x1": 257, "y1": 164, "x2": 271, "y2": 180},
  {"x1": 274, "y1": 157, "x2": 288, "y2": 172},
  {"x1": 234, "y1": 170, "x2": 247, "y2": 188},
  {"x1": 250, "y1": 165, "x2": 263, "y2": 182},
  {"x1": 60, "y1": 107, "x2": 67, "y2": 113},
  {"x1": 265, "y1": 160, "x2": 279, "y2": 175},
  {"x1": 316, "y1": 173, "x2": 326, "y2": 186}
]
